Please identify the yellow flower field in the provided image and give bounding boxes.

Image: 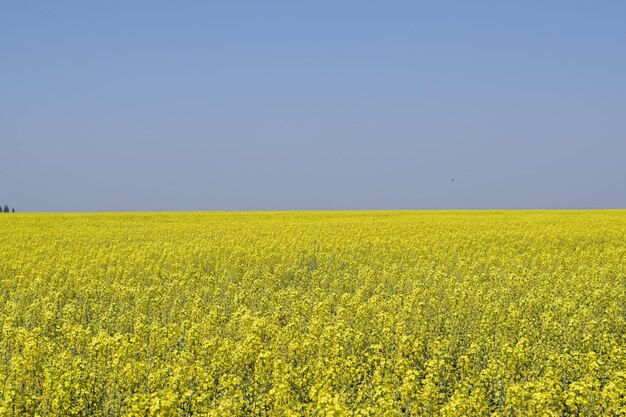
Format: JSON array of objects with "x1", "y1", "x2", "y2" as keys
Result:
[{"x1": 1, "y1": 211, "x2": 625, "y2": 416}]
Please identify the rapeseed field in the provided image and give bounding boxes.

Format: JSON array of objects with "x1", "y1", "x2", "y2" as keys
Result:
[{"x1": 1, "y1": 211, "x2": 625, "y2": 416}]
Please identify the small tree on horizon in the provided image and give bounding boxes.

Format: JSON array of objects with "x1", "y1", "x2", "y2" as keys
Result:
[
  {"x1": 12, "y1": 208, "x2": 15, "y2": 213},
  {"x1": 3, "y1": 205, "x2": 8, "y2": 213}
]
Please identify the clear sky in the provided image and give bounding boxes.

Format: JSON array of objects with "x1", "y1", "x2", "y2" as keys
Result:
[{"x1": 1, "y1": 1, "x2": 625, "y2": 212}]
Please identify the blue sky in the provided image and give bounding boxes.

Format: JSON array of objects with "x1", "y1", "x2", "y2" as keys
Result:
[{"x1": 1, "y1": 1, "x2": 625, "y2": 211}]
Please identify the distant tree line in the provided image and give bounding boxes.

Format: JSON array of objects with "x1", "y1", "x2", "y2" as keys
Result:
[{"x1": 2, "y1": 205, "x2": 15, "y2": 213}]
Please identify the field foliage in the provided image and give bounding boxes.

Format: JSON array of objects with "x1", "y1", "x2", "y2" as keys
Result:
[{"x1": 1, "y1": 211, "x2": 625, "y2": 416}]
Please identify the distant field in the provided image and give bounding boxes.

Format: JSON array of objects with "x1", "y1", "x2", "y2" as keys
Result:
[{"x1": 1, "y1": 211, "x2": 625, "y2": 416}]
